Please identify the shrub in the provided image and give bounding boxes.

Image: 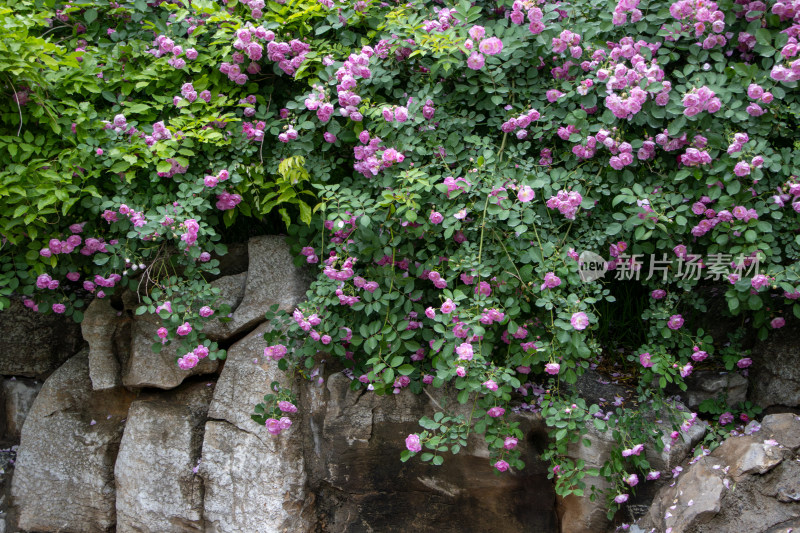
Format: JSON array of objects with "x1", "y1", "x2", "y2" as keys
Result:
[{"x1": 5, "y1": 0, "x2": 800, "y2": 517}]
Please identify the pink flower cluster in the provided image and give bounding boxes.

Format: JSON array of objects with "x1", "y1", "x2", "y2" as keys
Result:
[
  {"x1": 383, "y1": 105, "x2": 409, "y2": 122},
  {"x1": 149, "y1": 34, "x2": 199, "y2": 69},
  {"x1": 268, "y1": 38, "x2": 311, "y2": 76},
  {"x1": 733, "y1": 155, "x2": 764, "y2": 177},
  {"x1": 771, "y1": 45, "x2": 800, "y2": 82},
  {"x1": 465, "y1": 26, "x2": 503, "y2": 70},
  {"x1": 680, "y1": 147, "x2": 712, "y2": 167},
  {"x1": 215, "y1": 192, "x2": 242, "y2": 211},
  {"x1": 203, "y1": 168, "x2": 230, "y2": 189},
  {"x1": 239, "y1": 0, "x2": 266, "y2": 19},
  {"x1": 173, "y1": 82, "x2": 211, "y2": 106},
  {"x1": 669, "y1": 0, "x2": 726, "y2": 48},
  {"x1": 443, "y1": 175, "x2": 472, "y2": 196},
  {"x1": 546, "y1": 190, "x2": 582, "y2": 219},
  {"x1": 181, "y1": 218, "x2": 200, "y2": 247},
  {"x1": 264, "y1": 344, "x2": 288, "y2": 361},
  {"x1": 509, "y1": 0, "x2": 546, "y2": 35},
  {"x1": 177, "y1": 344, "x2": 210, "y2": 370},
  {"x1": 39, "y1": 224, "x2": 90, "y2": 257},
  {"x1": 772, "y1": 176, "x2": 800, "y2": 211},
  {"x1": 353, "y1": 130, "x2": 404, "y2": 178},
  {"x1": 238, "y1": 94, "x2": 258, "y2": 117},
  {"x1": 727, "y1": 132, "x2": 750, "y2": 154},
  {"x1": 323, "y1": 255, "x2": 356, "y2": 282},
  {"x1": 291, "y1": 308, "x2": 334, "y2": 344},
  {"x1": 304, "y1": 84, "x2": 335, "y2": 123},
  {"x1": 422, "y1": 7, "x2": 461, "y2": 33},
  {"x1": 599, "y1": 52, "x2": 666, "y2": 118},
  {"x1": 612, "y1": 0, "x2": 642, "y2": 25},
  {"x1": 300, "y1": 246, "x2": 319, "y2": 264},
  {"x1": 745, "y1": 83, "x2": 772, "y2": 116},
  {"x1": 116, "y1": 203, "x2": 147, "y2": 227},
  {"x1": 681, "y1": 86, "x2": 721, "y2": 116},
  {"x1": 551, "y1": 29, "x2": 582, "y2": 58},
  {"x1": 242, "y1": 120, "x2": 267, "y2": 141},
  {"x1": 501, "y1": 107, "x2": 540, "y2": 139},
  {"x1": 334, "y1": 46, "x2": 374, "y2": 122},
  {"x1": 479, "y1": 308, "x2": 505, "y2": 325},
  {"x1": 145, "y1": 121, "x2": 173, "y2": 145},
  {"x1": 266, "y1": 417, "x2": 292, "y2": 435},
  {"x1": 156, "y1": 158, "x2": 188, "y2": 178}
]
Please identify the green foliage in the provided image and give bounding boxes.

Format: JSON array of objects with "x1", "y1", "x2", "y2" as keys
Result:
[{"x1": 4, "y1": 0, "x2": 800, "y2": 519}]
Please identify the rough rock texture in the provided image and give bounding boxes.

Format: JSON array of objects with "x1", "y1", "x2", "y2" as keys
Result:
[
  {"x1": 0, "y1": 378, "x2": 41, "y2": 440},
  {"x1": 0, "y1": 448, "x2": 17, "y2": 533},
  {"x1": 302, "y1": 370, "x2": 557, "y2": 533},
  {"x1": 201, "y1": 272, "x2": 247, "y2": 340},
  {"x1": 82, "y1": 298, "x2": 124, "y2": 390},
  {"x1": 11, "y1": 351, "x2": 136, "y2": 532},
  {"x1": 564, "y1": 372, "x2": 707, "y2": 532},
  {"x1": 750, "y1": 323, "x2": 800, "y2": 409},
  {"x1": 637, "y1": 413, "x2": 800, "y2": 533},
  {"x1": 0, "y1": 298, "x2": 83, "y2": 378},
  {"x1": 682, "y1": 371, "x2": 748, "y2": 411},
  {"x1": 646, "y1": 408, "x2": 708, "y2": 474},
  {"x1": 125, "y1": 310, "x2": 218, "y2": 389},
  {"x1": 201, "y1": 323, "x2": 311, "y2": 533},
  {"x1": 115, "y1": 381, "x2": 214, "y2": 533},
  {"x1": 222, "y1": 236, "x2": 311, "y2": 337},
  {"x1": 559, "y1": 422, "x2": 616, "y2": 533}
]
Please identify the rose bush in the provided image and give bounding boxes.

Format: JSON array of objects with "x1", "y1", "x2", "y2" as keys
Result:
[{"x1": 4, "y1": 0, "x2": 800, "y2": 519}]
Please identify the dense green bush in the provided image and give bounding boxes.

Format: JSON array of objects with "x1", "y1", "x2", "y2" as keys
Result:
[{"x1": 4, "y1": 0, "x2": 800, "y2": 519}]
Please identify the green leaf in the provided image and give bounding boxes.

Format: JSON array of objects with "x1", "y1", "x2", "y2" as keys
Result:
[
  {"x1": 755, "y1": 28, "x2": 772, "y2": 47},
  {"x1": 85, "y1": 9, "x2": 98, "y2": 23},
  {"x1": 668, "y1": 116, "x2": 686, "y2": 135},
  {"x1": 397, "y1": 364, "x2": 415, "y2": 375}
]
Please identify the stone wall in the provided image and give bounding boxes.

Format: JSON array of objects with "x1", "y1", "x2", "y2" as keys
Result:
[
  {"x1": 0, "y1": 236, "x2": 560, "y2": 533},
  {"x1": 0, "y1": 235, "x2": 795, "y2": 533}
]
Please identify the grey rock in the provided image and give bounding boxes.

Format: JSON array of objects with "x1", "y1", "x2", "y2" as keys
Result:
[
  {"x1": 750, "y1": 322, "x2": 800, "y2": 408},
  {"x1": 201, "y1": 272, "x2": 247, "y2": 341},
  {"x1": 0, "y1": 298, "x2": 83, "y2": 378},
  {"x1": 0, "y1": 378, "x2": 41, "y2": 440},
  {"x1": 124, "y1": 310, "x2": 218, "y2": 389},
  {"x1": 82, "y1": 298, "x2": 123, "y2": 390},
  {"x1": 206, "y1": 323, "x2": 277, "y2": 433},
  {"x1": 559, "y1": 420, "x2": 617, "y2": 533},
  {"x1": 200, "y1": 420, "x2": 310, "y2": 533},
  {"x1": 11, "y1": 351, "x2": 136, "y2": 532},
  {"x1": 645, "y1": 403, "x2": 708, "y2": 474},
  {"x1": 683, "y1": 371, "x2": 748, "y2": 411},
  {"x1": 0, "y1": 447, "x2": 17, "y2": 532},
  {"x1": 761, "y1": 413, "x2": 800, "y2": 451},
  {"x1": 301, "y1": 370, "x2": 556, "y2": 533},
  {"x1": 713, "y1": 435, "x2": 786, "y2": 480},
  {"x1": 765, "y1": 518, "x2": 800, "y2": 533},
  {"x1": 637, "y1": 415, "x2": 800, "y2": 533},
  {"x1": 201, "y1": 323, "x2": 310, "y2": 533},
  {"x1": 686, "y1": 455, "x2": 800, "y2": 532},
  {"x1": 638, "y1": 457, "x2": 726, "y2": 533},
  {"x1": 223, "y1": 236, "x2": 310, "y2": 337},
  {"x1": 115, "y1": 382, "x2": 214, "y2": 533}
]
